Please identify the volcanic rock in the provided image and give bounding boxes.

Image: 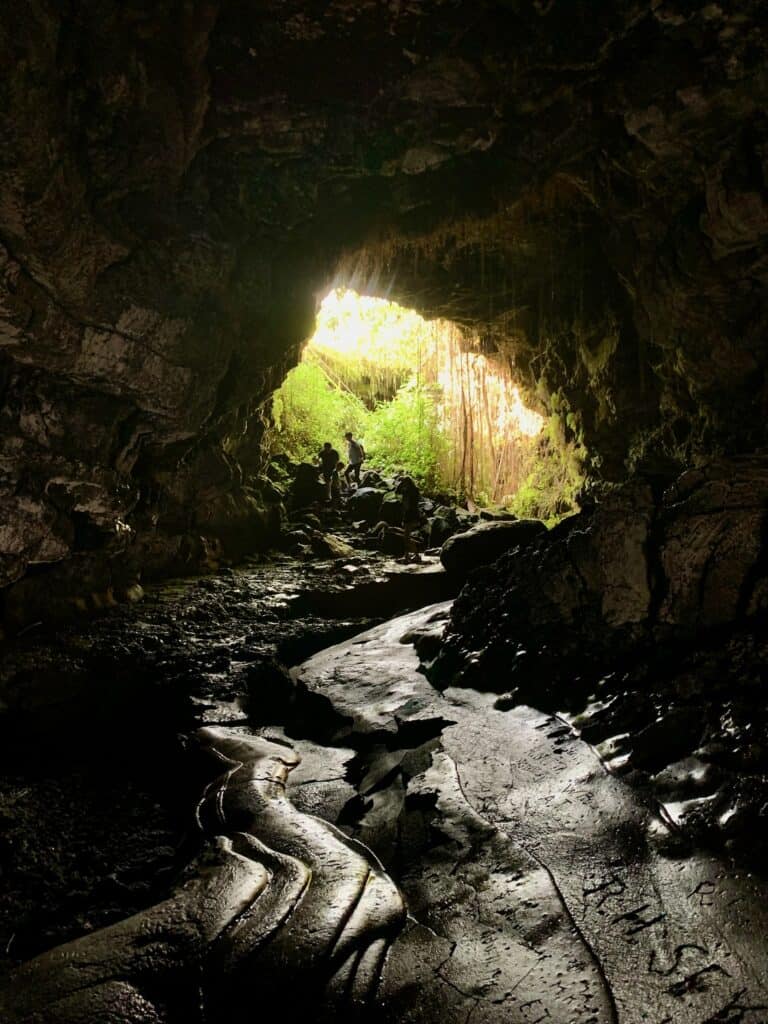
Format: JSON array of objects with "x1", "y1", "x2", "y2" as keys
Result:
[
  {"x1": 346, "y1": 487, "x2": 384, "y2": 523},
  {"x1": 439, "y1": 519, "x2": 547, "y2": 579}
]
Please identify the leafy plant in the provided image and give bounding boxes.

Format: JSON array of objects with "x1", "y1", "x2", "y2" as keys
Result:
[
  {"x1": 364, "y1": 383, "x2": 447, "y2": 489},
  {"x1": 270, "y1": 361, "x2": 369, "y2": 464},
  {"x1": 507, "y1": 433, "x2": 582, "y2": 525},
  {"x1": 267, "y1": 288, "x2": 582, "y2": 519}
]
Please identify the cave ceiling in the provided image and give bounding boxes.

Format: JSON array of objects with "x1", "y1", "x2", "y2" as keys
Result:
[{"x1": 1, "y1": 0, "x2": 767, "y2": 590}]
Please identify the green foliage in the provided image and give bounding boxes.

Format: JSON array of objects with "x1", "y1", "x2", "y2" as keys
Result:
[
  {"x1": 307, "y1": 287, "x2": 432, "y2": 407},
  {"x1": 471, "y1": 490, "x2": 493, "y2": 509},
  {"x1": 363, "y1": 383, "x2": 448, "y2": 489},
  {"x1": 268, "y1": 289, "x2": 585, "y2": 518},
  {"x1": 269, "y1": 362, "x2": 449, "y2": 490},
  {"x1": 270, "y1": 362, "x2": 369, "y2": 464},
  {"x1": 305, "y1": 346, "x2": 408, "y2": 409},
  {"x1": 507, "y1": 436, "x2": 583, "y2": 525}
]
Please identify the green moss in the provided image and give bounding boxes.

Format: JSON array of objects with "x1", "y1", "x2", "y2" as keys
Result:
[
  {"x1": 576, "y1": 319, "x2": 619, "y2": 378},
  {"x1": 507, "y1": 435, "x2": 583, "y2": 524}
]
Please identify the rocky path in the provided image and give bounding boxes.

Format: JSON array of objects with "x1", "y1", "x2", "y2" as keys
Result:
[
  {"x1": 2, "y1": 564, "x2": 767, "y2": 1022},
  {"x1": 292, "y1": 604, "x2": 768, "y2": 1023},
  {"x1": 0, "y1": 549, "x2": 452, "y2": 973}
]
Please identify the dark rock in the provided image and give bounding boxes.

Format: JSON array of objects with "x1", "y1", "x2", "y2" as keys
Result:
[
  {"x1": 428, "y1": 515, "x2": 457, "y2": 548},
  {"x1": 346, "y1": 487, "x2": 384, "y2": 523},
  {"x1": 572, "y1": 692, "x2": 656, "y2": 746},
  {"x1": 290, "y1": 563, "x2": 457, "y2": 620},
  {"x1": 430, "y1": 480, "x2": 659, "y2": 696},
  {"x1": 440, "y1": 519, "x2": 547, "y2": 578},
  {"x1": 288, "y1": 464, "x2": 324, "y2": 510},
  {"x1": 283, "y1": 529, "x2": 311, "y2": 552},
  {"x1": 366, "y1": 521, "x2": 406, "y2": 556},
  {"x1": 379, "y1": 494, "x2": 405, "y2": 526},
  {"x1": 430, "y1": 518, "x2": 460, "y2": 547},
  {"x1": 427, "y1": 505, "x2": 477, "y2": 548},
  {"x1": 296, "y1": 512, "x2": 323, "y2": 531},
  {"x1": 479, "y1": 510, "x2": 516, "y2": 522},
  {"x1": 650, "y1": 757, "x2": 723, "y2": 802},
  {"x1": 254, "y1": 475, "x2": 285, "y2": 505},
  {"x1": 309, "y1": 532, "x2": 356, "y2": 560},
  {"x1": 379, "y1": 527, "x2": 406, "y2": 557},
  {"x1": 658, "y1": 459, "x2": 768, "y2": 628},
  {"x1": 630, "y1": 709, "x2": 706, "y2": 774},
  {"x1": 195, "y1": 490, "x2": 275, "y2": 559},
  {"x1": 360, "y1": 470, "x2": 385, "y2": 489}
]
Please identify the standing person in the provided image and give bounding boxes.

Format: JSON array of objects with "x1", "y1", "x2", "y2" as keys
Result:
[
  {"x1": 330, "y1": 460, "x2": 345, "y2": 506},
  {"x1": 317, "y1": 441, "x2": 340, "y2": 500},
  {"x1": 395, "y1": 475, "x2": 421, "y2": 562},
  {"x1": 344, "y1": 432, "x2": 365, "y2": 487}
]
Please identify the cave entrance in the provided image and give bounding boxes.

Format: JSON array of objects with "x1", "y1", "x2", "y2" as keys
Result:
[{"x1": 270, "y1": 288, "x2": 573, "y2": 518}]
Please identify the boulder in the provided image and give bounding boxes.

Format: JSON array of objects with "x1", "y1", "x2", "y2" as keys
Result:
[
  {"x1": 288, "y1": 463, "x2": 324, "y2": 509},
  {"x1": 296, "y1": 512, "x2": 323, "y2": 531},
  {"x1": 630, "y1": 709, "x2": 706, "y2": 774},
  {"x1": 658, "y1": 459, "x2": 768, "y2": 628},
  {"x1": 428, "y1": 514, "x2": 459, "y2": 548},
  {"x1": 379, "y1": 526, "x2": 406, "y2": 556},
  {"x1": 310, "y1": 532, "x2": 357, "y2": 559},
  {"x1": 195, "y1": 490, "x2": 274, "y2": 557},
  {"x1": 364, "y1": 520, "x2": 405, "y2": 555},
  {"x1": 427, "y1": 505, "x2": 477, "y2": 548},
  {"x1": 283, "y1": 528, "x2": 311, "y2": 551},
  {"x1": 440, "y1": 519, "x2": 546, "y2": 578},
  {"x1": 254, "y1": 475, "x2": 285, "y2": 504},
  {"x1": 346, "y1": 487, "x2": 384, "y2": 522},
  {"x1": 360, "y1": 470, "x2": 385, "y2": 488},
  {"x1": 379, "y1": 493, "x2": 404, "y2": 525}
]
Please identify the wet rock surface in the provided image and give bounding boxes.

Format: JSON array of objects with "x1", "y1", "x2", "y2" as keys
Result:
[
  {"x1": 0, "y1": 538, "x2": 453, "y2": 980},
  {"x1": 2, "y1": 1, "x2": 768, "y2": 1016},
  {"x1": 294, "y1": 607, "x2": 768, "y2": 1022},
  {"x1": 2, "y1": 727, "x2": 408, "y2": 1023},
  {"x1": 2, "y1": 453, "x2": 768, "y2": 1023},
  {"x1": 4, "y1": 582, "x2": 768, "y2": 1022},
  {"x1": 432, "y1": 458, "x2": 768, "y2": 861}
]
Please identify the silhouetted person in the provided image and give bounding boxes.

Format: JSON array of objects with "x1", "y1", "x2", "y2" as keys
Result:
[
  {"x1": 344, "y1": 432, "x2": 365, "y2": 487},
  {"x1": 330, "y1": 460, "x2": 345, "y2": 506},
  {"x1": 318, "y1": 441, "x2": 340, "y2": 500},
  {"x1": 395, "y1": 476, "x2": 421, "y2": 562}
]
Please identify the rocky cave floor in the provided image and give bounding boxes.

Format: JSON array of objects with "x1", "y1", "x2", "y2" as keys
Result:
[
  {"x1": 1, "y1": 496, "x2": 768, "y2": 1021},
  {"x1": 0, "y1": 495, "x2": 457, "y2": 975}
]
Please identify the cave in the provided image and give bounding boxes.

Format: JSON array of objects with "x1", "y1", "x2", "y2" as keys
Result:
[{"x1": 2, "y1": 3, "x2": 768, "y2": 1022}]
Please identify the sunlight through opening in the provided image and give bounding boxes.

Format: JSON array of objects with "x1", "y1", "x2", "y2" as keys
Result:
[{"x1": 269, "y1": 288, "x2": 581, "y2": 519}]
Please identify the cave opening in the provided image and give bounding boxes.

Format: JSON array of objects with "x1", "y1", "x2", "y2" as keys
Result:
[
  {"x1": 269, "y1": 287, "x2": 577, "y2": 520},
  {"x1": 3, "y1": 3, "x2": 768, "y2": 1020}
]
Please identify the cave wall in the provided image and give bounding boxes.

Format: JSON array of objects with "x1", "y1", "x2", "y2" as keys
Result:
[{"x1": 1, "y1": 0, "x2": 767, "y2": 606}]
